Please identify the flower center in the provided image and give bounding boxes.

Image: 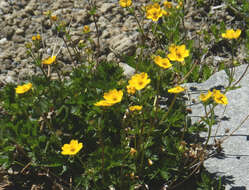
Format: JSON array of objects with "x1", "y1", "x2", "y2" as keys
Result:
[
  {"x1": 138, "y1": 81, "x2": 144, "y2": 86},
  {"x1": 152, "y1": 11, "x2": 158, "y2": 19},
  {"x1": 176, "y1": 49, "x2": 182, "y2": 58}
]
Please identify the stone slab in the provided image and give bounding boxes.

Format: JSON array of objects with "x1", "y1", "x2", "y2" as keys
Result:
[{"x1": 184, "y1": 64, "x2": 249, "y2": 189}]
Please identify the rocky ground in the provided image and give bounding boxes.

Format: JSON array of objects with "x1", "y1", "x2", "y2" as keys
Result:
[
  {"x1": 0, "y1": 0, "x2": 247, "y2": 86},
  {"x1": 0, "y1": 0, "x2": 248, "y2": 189}
]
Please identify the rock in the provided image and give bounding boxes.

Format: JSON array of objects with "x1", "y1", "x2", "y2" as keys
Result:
[
  {"x1": 12, "y1": 34, "x2": 25, "y2": 43},
  {"x1": 61, "y1": 48, "x2": 73, "y2": 64},
  {"x1": 0, "y1": 1, "x2": 10, "y2": 14},
  {"x1": 73, "y1": 9, "x2": 89, "y2": 25},
  {"x1": 62, "y1": 64, "x2": 73, "y2": 74},
  {"x1": 25, "y1": 0, "x2": 36, "y2": 14},
  {"x1": 99, "y1": 3, "x2": 115, "y2": 13},
  {"x1": 101, "y1": 29, "x2": 111, "y2": 39},
  {"x1": 16, "y1": 28, "x2": 25, "y2": 36},
  {"x1": 18, "y1": 68, "x2": 35, "y2": 80},
  {"x1": 3, "y1": 26, "x2": 15, "y2": 40},
  {"x1": 71, "y1": 36, "x2": 81, "y2": 45},
  {"x1": 0, "y1": 38, "x2": 7, "y2": 45},
  {"x1": 119, "y1": 62, "x2": 135, "y2": 78},
  {"x1": 7, "y1": 70, "x2": 16, "y2": 77},
  {"x1": 107, "y1": 52, "x2": 116, "y2": 62},
  {"x1": 98, "y1": 16, "x2": 108, "y2": 30},
  {"x1": 108, "y1": 34, "x2": 136, "y2": 56},
  {"x1": 184, "y1": 64, "x2": 249, "y2": 189},
  {"x1": 3, "y1": 59, "x2": 13, "y2": 68},
  {"x1": 5, "y1": 75, "x2": 15, "y2": 83},
  {"x1": 51, "y1": 73, "x2": 59, "y2": 80},
  {"x1": 19, "y1": 18, "x2": 30, "y2": 28},
  {"x1": 0, "y1": 1, "x2": 9, "y2": 9}
]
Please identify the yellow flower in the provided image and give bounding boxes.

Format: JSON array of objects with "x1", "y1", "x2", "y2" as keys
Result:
[
  {"x1": 32, "y1": 34, "x2": 41, "y2": 41},
  {"x1": 32, "y1": 36, "x2": 37, "y2": 41},
  {"x1": 61, "y1": 139, "x2": 83, "y2": 155},
  {"x1": 126, "y1": 84, "x2": 136, "y2": 94},
  {"x1": 15, "y1": 83, "x2": 32, "y2": 94},
  {"x1": 94, "y1": 89, "x2": 123, "y2": 107},
  {"x1": 146, "y1": 3, "x2": 164, "y2": 22},
  {"x1": 154, "y1": 55, "x2": 172, "y2": 69},
  {"x1": 168, "y1": 86, "x2": 185, "y2": 93},
  {"x1": 221, "y1": 29, "x2": 241, "y2": 39},
  {"x1": 119, "y1": 0, "x2": 132, "y2": 7},
  {"x1": 129, "y1": 105, "x2": 142, "y2": 112},
  {"x1": 130, "y1": 172, "x2": 135, "y2": 179},
  {"x1": 176, "y1": 1, "x2": 183, "y2": 9},
  {"x1": 51, "y1": 15, "x2": 57, "y2": 21},
  {"x1": 129, "y1": 147, "x2": 137, "y2": 155},
  {"x1": 128, "y1": 72, "x2": 151, "y2": 91},
  {"x1": 103, "y1": 89, "x2": 123, "y2": 104},
  {"x1": 163, "y1": 1, "x2": 172, "y2": 9},
  {"x1": 94, "y1": 100, "x2": 114, "y2": 107},
  {"x1": 212, "y1": 90, "x2": 228, "y2": 105},
  {"x1": 36, "y1": 34, "x2": 41, "y2": 40},
  {"x1": 199, "y1": 90, "x2": 213, "y2": 102},
  {"x1": 42, "y1": 56, "x2": 56, "y2": 65},
  {"x1": 148, "y1": 159, "x2": 153, "y2": 166},
  {"x1": 168, "y1": 44, "x2": 189, "y2": 62},
  {"x1": 83, "y1": 25, "x2": 90, "y2": 33}
]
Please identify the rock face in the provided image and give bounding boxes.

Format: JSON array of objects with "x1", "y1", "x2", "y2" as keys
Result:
[{"x1": 184, "y1": 64, "x2": 249, "y2": 189}]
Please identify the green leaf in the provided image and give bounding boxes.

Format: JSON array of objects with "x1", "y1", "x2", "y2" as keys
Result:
[{"x1": 160, "y1": 170, "x2": 170, "y2": 180}]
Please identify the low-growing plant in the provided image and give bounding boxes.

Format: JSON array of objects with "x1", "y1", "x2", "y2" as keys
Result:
[{"x1": 0, "y1": 0, "x2": 248, "y2": 189}]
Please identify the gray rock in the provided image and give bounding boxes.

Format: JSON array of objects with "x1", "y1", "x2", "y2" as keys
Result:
[
  {"x1": 0, "y1": 1, "x2": 9, "y2": 14},
  {"x1": 99, "y1": 3, "x2": 115, "y2": 13},
  {"x1": 18, "y1": 68, "x2": 35, "y2": 80},
  {"x1": 0, "y1": 1, "x2": 9, "y2": 9},
  {"x1": 7, "y1": 70, "x2": 16, "y2": 77},
  {"x1": 101, "y1": 29, "x2": 111, "y2": 39},
  {"x1": 184, "y1": 64, "x2": 249, "y2": 189},
  {"x1": 3, "y1": 26, "x2": 15, "y2": 40},
  {"x1": 108, "y1": 34, "x2": 136, "y2": 56},
  {"x1": 5, "y1": 75, "x2": 15, "y2": 83},
  {"x1": 74, "y1": 9, "x2": 89, "y2": 24},
  {"x1": 119, "y1": 62, "x2": 135, "y2": 78},
  {"x1": 98, "y1": 16, "x2": 108, "y2": 30},
  {"x1": 24, "y1": 0, "x2": 36, "y2": 14},
  {"x1": 0, "y1": 38, "x2": 7, "y2": 45},
  {"x1": 11, "y1": 34, "x2": 25, "y2": 43},
  {"x1": 15, "y1": 28, "x2": 25, "y2": 36},
  {"x1": 107, "y1": 52, "x2": 116, "y2": 62},
  {"x1": 19, "y1": 18, "x2": 30, "y2": 28}
]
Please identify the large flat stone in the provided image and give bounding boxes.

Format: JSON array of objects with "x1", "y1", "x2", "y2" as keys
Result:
[{"x1": 184, "y1": 64, "x2": 249, "y2": 189}]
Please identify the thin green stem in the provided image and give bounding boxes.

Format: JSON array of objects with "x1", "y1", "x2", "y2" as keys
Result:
[
  {"x1": 76, "y1": 155, "x2": 85, "y2": 167},
  {"x1": 29, "y1": 49, "x2": 48, "y2": 80},
  {"x1": 129, "y1": 7, "x2": 146, "y2": 41},
  {"x1": 203, "y1": 104, "x2": 215, "y2": 149},
  {"x1": 62, "y1": 36, "x2": 74, "y2": 63},
  {"x1": 97, "y1": 116, "x2": 105, "y2": 185},
  {"x1": 87, "y1": 0, "x2": 100, "y2": 64},
  {"x1": 161, "y1": 94, "x2": 177, "y2": 125}
]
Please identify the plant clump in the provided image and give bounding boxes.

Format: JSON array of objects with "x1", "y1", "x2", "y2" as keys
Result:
[{"x1": 0, "y1": 0, "x2": 248, "y2": 189}]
